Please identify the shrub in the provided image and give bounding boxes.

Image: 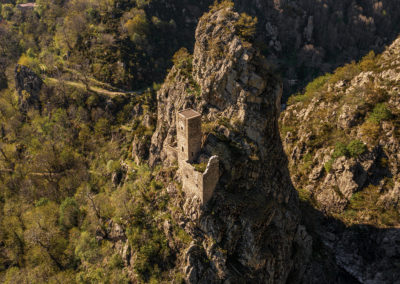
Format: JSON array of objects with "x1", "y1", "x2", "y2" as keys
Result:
[
  {"x1": 368, "y1": 103, "x2": 392, "y2": 124},
  {"x1": 194, "y1": 162, "x2": 208, "y2": 173},
  {"x1": 209, "y1": 0, "x2": 234, "y2": 12},
  {"x1": 287, "y1": 92, "x2": 310, "y2": 105},
  {"x1": 94, "y1": 118, "x2": 110, "y2": 137},
  {"x1": 172, "y1": 48, "x2": 193, "y2": 78},
  {"x1": 124, "y1": 9, "x2": 149, "y2": 38},
  {"x1": 304, "y1": 73, "x2": 331, "y2": 96},
  {"x1": 59, "y1": 198, "x2": 79, "y2": 229},
  {"x1": 359, "y1": 51, "x2": 378, "y2": 72},
  {"x1": 346, "y1": 140, "x2": 367, "y2": 157},
  {"x1": 235, "y1": 13, "x2": 257, "y2": 41},
  {"x1": 109, "y1": 253, "x2": 124, "y2": 269},
  {"x1": 18, "y1": 54, "x2": 42, "y2": 75},
  {"x1": 172, "y1": 48, "x2": 192, "y2": 70},
  {"x1": 329, "y1": 61, "x2": 360, "y2": 85},
  {"x1": 324, "y1": 158, "x2": 334, "y2": 173},
  {"x1": 297, "y1": 188, "x2": 311, "y2": 202},
  {"x1": 360, "y1": 120, "x2": 380, "y2": 144},
  {"x1": 35, "y1": 198, "x2": 49, "y2": 207},
  {"x1": 332, "y1": 142, "x2": 348, "y2": 159}
]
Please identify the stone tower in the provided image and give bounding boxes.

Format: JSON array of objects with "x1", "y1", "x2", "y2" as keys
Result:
[{"x1": 177, "y1": 109, "x2": 202, "y2": 163}]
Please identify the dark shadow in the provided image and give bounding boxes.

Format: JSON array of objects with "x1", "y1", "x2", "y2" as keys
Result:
[{"x1": 299, "y1": 198, "x2": 400, "y2": 284}]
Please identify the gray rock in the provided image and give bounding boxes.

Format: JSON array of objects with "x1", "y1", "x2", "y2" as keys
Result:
[{"x1": 14, "y1": 64, "x2": 43, "y2": 110}]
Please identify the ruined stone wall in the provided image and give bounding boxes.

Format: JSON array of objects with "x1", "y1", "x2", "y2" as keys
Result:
[
  {"x1": 176, "y1": 110, "x2": 217, "y2": 204},
  {"x1": 202, "y1": 156, "x2": 219, "y2": 204},
  {"x1": 180, "y1": 156, "x2": 219, "y2": 204},
  {"x1": 180, "y1": 161, "x2": 204, "y2": 202}
]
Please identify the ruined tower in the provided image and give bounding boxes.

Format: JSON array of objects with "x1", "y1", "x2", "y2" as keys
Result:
[
  {"x1": 177, "y1": 109, "x2": 202, "y2": 163},
  {"x1": 172, "y1": 109, "x2": 219, "y2": 204}
]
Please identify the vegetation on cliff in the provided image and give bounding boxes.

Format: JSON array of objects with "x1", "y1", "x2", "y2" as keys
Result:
[{"x1": 281, "y1": 38, "x2": 400, "y2": 227}]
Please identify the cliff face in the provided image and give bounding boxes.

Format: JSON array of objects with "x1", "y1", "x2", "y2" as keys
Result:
[
  {"x1": 280, "y1": 36, "x2": 400, "y2": 283},
  {"x1": 149, "y1": 4, "x2": 311, "y2": 283}
]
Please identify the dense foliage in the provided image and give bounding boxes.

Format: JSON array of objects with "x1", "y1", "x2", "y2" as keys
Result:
[
  {"x1": 0, "y1": 0, "x2": 204, "y2": 90},
  {"x1": 0, "y1": 76, "x2": 188, "y2": 282}
]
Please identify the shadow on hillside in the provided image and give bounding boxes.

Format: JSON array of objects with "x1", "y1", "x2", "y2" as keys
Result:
[
  {"x1": 299, "y1": 199, "x2": 400, "y2": 284},
  {"x1": 271, "y1": 125, "x2": 400, "y2": 283},
  {"x1": 232, "y1": 0, "x2": 400, "y2": 100}
]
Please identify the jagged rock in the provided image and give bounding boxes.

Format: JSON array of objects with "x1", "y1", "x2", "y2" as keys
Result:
[
  {"x1": 149, "y1": 6, "x2": 310, "y2": 283},
  {"x1": 331, "y1": 157, "x2": 367, "y2": 199},
  {"x1": 132, "y1": 135, "x2": 150, "y2": 165},
  {"x1": 107, "y1": 220, "x2": 126, "y2": 242},
  {"x1": 122, "y1": 241, "x2": 130, "y2": 266},
  {"x1": 378, "y1": 181, "x2": 400, "y2": 212},
  {"x1": 132, "y1": 104, "x2": 143, "y2": 116},
  {"x1": 142, "y1": 113, "x2": 153, "y2": 128},
  {"x1": 338, "y1": 104, "x2": 361, "y2": 129},
  {"x1": 14, "y1": 64, "x2": 43, "y2": 109}
]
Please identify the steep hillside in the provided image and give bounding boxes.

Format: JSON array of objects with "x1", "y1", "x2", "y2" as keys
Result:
[{"x1": 280, "y1": 36, "x2": 400, "y2": 283}]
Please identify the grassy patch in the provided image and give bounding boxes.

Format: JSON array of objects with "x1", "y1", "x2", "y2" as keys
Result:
[
  {"x1": 346, "y1": 140, "x2": 367, "y2": 157},
  {"x1": 193, "y1": 162, "x2": 208, "y2": 173},
  {"x1": 324, "y1": 140, "x2": 366, "y2": 173}
]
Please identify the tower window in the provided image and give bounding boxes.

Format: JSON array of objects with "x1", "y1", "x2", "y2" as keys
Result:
[
  {"x1": 182, "y1": 147, "x2": 184, "y2": 152},
  {"x1": 191, "y1": 152, "x2": 194, "y2": 157}
]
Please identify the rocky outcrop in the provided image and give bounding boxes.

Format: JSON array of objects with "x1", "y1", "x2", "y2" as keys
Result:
[
  {"x1": 132, "y1": 135, "x2": 150, "y2": 165},
  {"x1": 14, "y1": 64, "x2": 43, "y2": 110},
  {"x1": 281, "y1": 36, "x2": 400, "y2": 283},
  {"x1": 150, "y1": 5, "x2": 311, "y2": 283},
  {"x1": 281, "y1": 37, "x2": 400, "y2": 216}
]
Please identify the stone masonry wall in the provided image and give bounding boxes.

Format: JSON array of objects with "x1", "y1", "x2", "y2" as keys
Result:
[
  {"x1": 180, "y1": 156, "x2": 219, "y2": 204},
  {"x1": 175, "y1": 109, "x2": 218, "y2": 204},
  {"x1": 180, "y1": 160, "x2": 204, "y2": 202},
  {"x1": 201, "y1": 156, "x2": 219, "y2": 204}
]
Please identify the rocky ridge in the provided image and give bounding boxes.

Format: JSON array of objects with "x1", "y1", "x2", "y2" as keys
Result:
[
  {"x1": 165, "y1": 0, "x2": 400, "y2": 100},
  {"x1": 148, "y1": 5, "x2": 312, "y2": 283}
]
